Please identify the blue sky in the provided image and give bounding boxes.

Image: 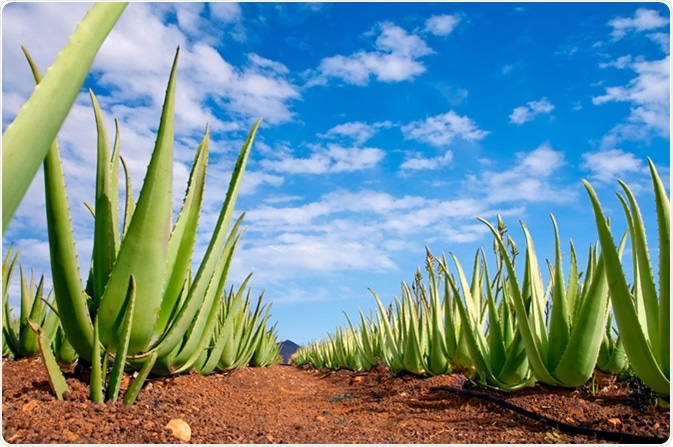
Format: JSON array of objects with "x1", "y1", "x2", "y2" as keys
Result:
[{"x1": 2, "y1": 2, "x2": 670, "y2": 346}]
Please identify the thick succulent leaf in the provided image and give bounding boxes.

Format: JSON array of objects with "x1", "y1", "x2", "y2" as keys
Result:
[
  {"x1": 27, "y1": 319, "x2": 69, "y2": 400},
  {"x1": 2, "y1": 4, "x2": 127, "y2": 231},
  {"x1": 647, "y1": 158, "x2": 670, "y2": 379},
  {"x1": 106, "y1": 275, "x2": 137, "y2": 402},
  {"x1": 546, "y1": 215, "x2": 570, "y2": 373},
  {"x1": 552, "y1": 251, "x2": 609, "y2": 386},
  {"x1": 89, "y1": 91, "x2": 117, "y2": 307},
  {"x1": 98, "y1": 49, "x2": 179, "y2": 354},
  {"x1": 149, "y1": 118, "x2": 260, "y2": 357},
  {"x1": 155, "y1": 127, "x2": 210, "y2": 337},
  {"x1": 25, "y1": 49, "x2": 95, "y2": 361},
  {"x1": 123, "y1": 351, "x2": 157, "y2": 406},
  {"x1": 151, "y1": 216, "x2": 245, "y2": 359},
  {"x1": 120, "y1": 156, "x2": 135, "y2": 237},
  {"x1": 583, "y1": 180, "x2": 669, "y2": 395},
  {"x1": 89, "y1": 316, "x2": 104, "y2": 403},
  {"x1": 479, "y1": 218, "x2": 557, "y2": 386}
]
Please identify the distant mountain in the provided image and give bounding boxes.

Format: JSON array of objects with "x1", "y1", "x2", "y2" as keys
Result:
[{"x1": 278, "y1": 340, "x2": 300, "y2": 364}]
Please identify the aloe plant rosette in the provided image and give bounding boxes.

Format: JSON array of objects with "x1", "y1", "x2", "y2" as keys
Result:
[
  {"x1": 28, "y1": 43, "x2": 262, "y2": 403},
  {"x1": 479, "y1": 214, "x2": 611, "y2": 388},
  {"x1": 583, "y1": 158, "x2": 669, "y2": 396}
]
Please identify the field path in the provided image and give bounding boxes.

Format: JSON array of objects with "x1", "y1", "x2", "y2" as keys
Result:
[{"x1": 2, "y1": 357, "x2": 668, "y2": 443}]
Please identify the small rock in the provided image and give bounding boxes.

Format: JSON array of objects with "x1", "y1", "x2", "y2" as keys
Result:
[
  {"x1": 607, "y1": 418, "x2": 622, "y2": 426},
  {"x1": 165, "y1": 418, "x2": 191, "y2": 442},
  {"x1": 315, "y1": 415, "x2": 325, "y2": 422}
]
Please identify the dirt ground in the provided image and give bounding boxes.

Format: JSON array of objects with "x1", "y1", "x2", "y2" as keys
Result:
[{"x1": 1, "y1": 356, "x2": 670, "y2": 444}]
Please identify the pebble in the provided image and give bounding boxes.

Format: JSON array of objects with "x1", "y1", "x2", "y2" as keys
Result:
[{"x1": 165, "y1": 418, "x2": 191, "y2": 442}]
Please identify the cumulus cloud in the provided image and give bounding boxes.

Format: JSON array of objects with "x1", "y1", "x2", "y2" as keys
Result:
[
  {"x1": 401, "y1": 111, "x2": 489, "y2": 147},
  {"x1": 399, "y1": 150, "x2": 454, "y2": 173},
  {"x1": 313, "y1": 21, "x2": 433, "y2": 85},
  {"x1": 609, "y1": 8, "x2": 669, "y2": 41},
  {"x1": 318, "y1": 121, "x2": 393, "y2": 145},
  {"x1": 476, "y1": 143, "x2": 575, "y2": 204},
  {"x1": 424, "y1": 14, "x2": 461, "y2": 36},
  {"x1": 260, "y1": 144, "x2": 385, "y2": 174},
  {"x1": 509, "y1": 97, "x2": 555, "y2": 124},
  {"x1": 580, "y1": 149, "x2": 645, "y2": 184},
  {"x1": 593, "y1": 56, "x2": 670, "y2": 146}
]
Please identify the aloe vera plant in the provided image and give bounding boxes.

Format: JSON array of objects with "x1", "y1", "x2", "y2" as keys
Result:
[
  {"x1": 479, "y1": 214, "x2": 612, "y2": 388},
  {"x1": 597, "y1": 312, "x2": 629, "y2": 374},
  {"x1": 441, "y1": 220, "x2": 534, "y2": 391},
  {"x1": 2, "y1": 246, "x2": 60, "y2": 358},
  {"x1": 583, "y1": 158, "x2": 669, "y2": 396},
  {"x1": 22, "y1": 43, "x2": 264, "y2": 404},
  {"x1": 2, "y1": 3, "x2": 127, "y2": 232},
  {"x1": 249, "y1": 323, "x2": 282, "y2": 368}
]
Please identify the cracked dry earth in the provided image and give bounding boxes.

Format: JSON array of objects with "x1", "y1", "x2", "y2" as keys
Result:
[{"x1": 2, "y1": 356, "x2": 670, "y2": 444}]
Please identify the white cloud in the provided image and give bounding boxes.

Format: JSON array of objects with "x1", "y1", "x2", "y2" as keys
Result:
[
  {"x1": 609, "y1": 8, "x2": 669, "y2": 41},
  {"x1": 580, "y1": 149, "x2": 645, "y2": 184},
  {"x1": 318, "y1": 121, "x2": 393, "y2": 145},
  {"x1": 477, "y1": 143, "x2": 575, "y2": 204},
  {"x1": 647, "y1": 32, "x2": 670, "y2": 54},
  {"x1": 260, "y1": 144, "x2": 385, "y2": 174},
  {"x1": 509, "y1": 97, "x2": 555, "y2": 124},
  {"x1": 233, "y1": 188, "x2": 497, "y2": 283},
  {"x1": 209, "y1": 2, "x2": 242, "y2": 23},
  {"x1": 424, "y1": 14, "x2": 461, "y2": 36},
  {"x1": 401, "y1": 111, "x2": 489, "y2": 147},
  {"x1": 400, "y1": 150, "x2": 454, "y2": 173},
  {"x1": 314, "y1": 21, "x2": 433, "y2": 85},
  {"x1": 599, "y1": 55, "x2": 633, "y2": 69},
  {"x1": 593, "y1": 56, "x2": 670, "y2": 145}
]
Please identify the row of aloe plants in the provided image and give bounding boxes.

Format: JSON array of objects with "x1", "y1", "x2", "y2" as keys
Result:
[
  {"x1": 2, "y1": 3, "x2": 280, "y2": 406},
  {"x1": 293, "y1": 160, "x2": 669, "y2": 400}
]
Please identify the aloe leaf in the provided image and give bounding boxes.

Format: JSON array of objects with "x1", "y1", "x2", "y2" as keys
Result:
[
  {"x1": 552, "y1": 250, "x2": 609, "y2": 386},
  {"x1": 566, "y1": 242, "x2": 580, "y2": 326},
  {"x1": 40, "y1": 293, "x2": 61, "y2": 343},
  {"x1": 27, "y1": 319, "x2": 69, "y2": 400},
  {"x1": 106, "y1": 275, "x2": 137, "y2": 402},
  {"x1": 2, "y1": 4, "x2": 127, "y2": 231},
  {"x1": 148, "y1": 118, "x2": 260, "y2": 358},
  {"x1": 110, "y1": 119, "x2": 122, "y2": 252},
  {"x1": 18, "y1": 274, "x2": 47, "y2": 356},
  {"x1": 648, "y1": 158, "x2": 670, "y2": 379},
  {"x1": 547, "y1": 215, "x2": 570, "y2": 373},
  {"x1": 151, "y1": 215, "x2": 246, "y2": 361},
  {"x1": 98, "y1": 49, "x2": 179, "y2": 354},
  {"x1": 89, "y1": 91, "x2": 117, "y2": 308},
  {"x1": 155, "y1": 127, "x2": 210, "y2": 337},
  {"x1": 90, "y1": 316, "x2": 104, "y2": 403},
  {"x1": 120, "y1": 156, "x2": 135, "y2": 236},
  {"x1": 2, "y1": 248, "x2": 21, "y2": 355},
  {"x1": 520, "y1": 223, "x2": 548, "y2": 354},
  {"x1": 617, "y1": 187, "x2": 659, "y2": 349},
  {"x1": 583, "y1": 179, "x2": 669, "y2": 395},
  {"x1": 483, "y1": 258, "x2": 507, "y2": 375},
  {"x1": 123, "y1": 351, "x2": 157, "y2": 406},
  {"x1": 24, "y1": 48, "x2": 96, "y2": 361},
  {"x1": 479, "y1": 217, "x2": 557, "y2": 386}
]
